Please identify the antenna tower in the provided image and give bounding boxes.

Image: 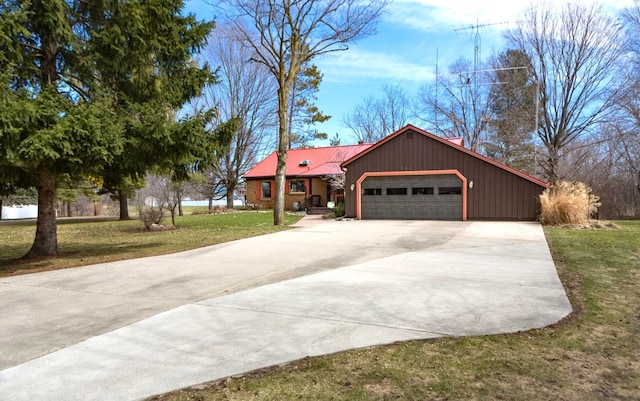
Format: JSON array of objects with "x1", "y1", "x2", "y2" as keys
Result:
[{"x1": 454, "y1": 19, "x2": 507, "y2": 93}]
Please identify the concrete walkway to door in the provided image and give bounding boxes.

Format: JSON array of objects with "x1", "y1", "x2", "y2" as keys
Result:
[{"x1": 0, "y1": 219, "x2": 572, "y2": 401}]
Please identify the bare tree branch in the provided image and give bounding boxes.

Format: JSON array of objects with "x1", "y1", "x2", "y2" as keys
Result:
[
  {"x1": 417, "y1": 58, "x2": 492, "y2": 152},
  {"x1": 343, "y1": 84, "x2": 410, "y2": 143},
  {"x1": 504, "y1": 1, "x2": 626, "y2": 183},
  {"x1": 217, "y1": 0, "x2": 387, "y2": 225}
]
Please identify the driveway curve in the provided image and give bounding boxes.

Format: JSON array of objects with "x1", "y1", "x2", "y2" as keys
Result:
[{"x1": 0, "y1": 219, "x2": 571, "y2": 400}]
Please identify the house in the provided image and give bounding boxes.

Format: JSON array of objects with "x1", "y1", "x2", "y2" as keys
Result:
[
  {"x1": 243, "y1": 144, "x2": 372, "y2": 211},
  {"x1": 340, "y1": 125, "x2": 547, "y2": 220}
]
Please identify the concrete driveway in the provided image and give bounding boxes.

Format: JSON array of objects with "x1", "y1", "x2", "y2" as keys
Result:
[{"x1": 0, "y1": 219, "x2": 571, "y2": 400}]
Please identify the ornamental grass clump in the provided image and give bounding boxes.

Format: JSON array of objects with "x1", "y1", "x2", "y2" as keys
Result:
[{"x1": 539, "y1": 181, "x2": 601, "y2": 226}]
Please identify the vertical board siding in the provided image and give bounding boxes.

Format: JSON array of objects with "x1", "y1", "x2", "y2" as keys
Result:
[{"x1": 344, "y1": 128, "x2": 545, "y2": 220}]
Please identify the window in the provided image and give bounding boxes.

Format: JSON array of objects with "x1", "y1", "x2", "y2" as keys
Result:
[
  {"x1": 438, "y1": 186, "x2": 462, "y2": 195},
  {"x1": 261, "y1": 181, "x2": 272, "y2": 199},
  {"x1": 386, "y1": 187, "x2": 408, "y2": 195},
  {"x1": 412, "y1": 187, "x2": 434, "y2": 195},
  {"x1": 289, "y1": 179, "x2": 306, "y2": 193},
  {"x1": 363, "y1": 188, "x2": 382, "y2": 195}
]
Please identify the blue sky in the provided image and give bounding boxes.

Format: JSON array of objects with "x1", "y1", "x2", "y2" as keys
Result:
[{"x1": 185, "y1": 0, "x2": 632, "y2": 144}]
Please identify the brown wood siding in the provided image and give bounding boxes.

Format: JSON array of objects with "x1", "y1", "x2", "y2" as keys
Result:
[{"x1": 344, "y1": 128, "x2": 544, "y2": 220}]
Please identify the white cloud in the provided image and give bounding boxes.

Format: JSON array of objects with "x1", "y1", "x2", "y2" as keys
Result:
[
  {"x1": 316, "y1": 48, "x2": 436, "y2": 83},
  {"x1": 385, "y1": 0, "x2": 635, "y2": 33},
  {"x1": 318, "y1": 0, "x2": 636, "y2": 86},
  {"x1": 386, "y1": 0, "x2": 526, "y2": 32}
]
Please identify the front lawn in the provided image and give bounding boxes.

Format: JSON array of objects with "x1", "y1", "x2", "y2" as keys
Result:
[
  {"x1": 0, "y1": 211, "x2": 302, "y2": 277},
  {"x1": 151, "y1": 221, "x2": 640, "y2": 401}
]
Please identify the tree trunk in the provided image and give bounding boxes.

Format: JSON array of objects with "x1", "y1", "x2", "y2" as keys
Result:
[
  {"x1": 274, "y1": 151, "x2": 287, "y2": 225},
  {"x1": 226, "y1": 185, "x2": 235, "y2": 209},
  {"x1": 66, "y1": 201, "x2": 72, "y2": 217},
  {"x1": 208, "y1": 197, "x2": 213, "y2": 210},
  {"x1": 274, "y1": 82, "x2": 291, "y2": 226},
  {"x1": 26, "y1": 168, "x2": 59, "y2": 257},
  {"x1": 635, "y1": 172, "x2": 640, "y2": 217},
  {"x1": 544, "y1": 146, "x2": 560, "y2": 185},
  {"x1": 0, "y1": 198, "x2": 3, "y2": 220},
  {"x1": 178, "y1": 200, "x2": 183, "y2": 216},
  {"x1": 118, "y1": 190, "x2": 130, "y2": 220}
]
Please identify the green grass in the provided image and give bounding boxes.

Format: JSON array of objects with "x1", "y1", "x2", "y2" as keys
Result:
[
  {"x1": 0, "y1": 211, "x2": 302, "y2": 277},
  {"x1": 151, "y1": 221, "x2": 640, "y2": 401}
]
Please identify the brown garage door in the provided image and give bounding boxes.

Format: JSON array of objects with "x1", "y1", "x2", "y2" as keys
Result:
[{"x1": 361, "y1": 175, "x2": 463, "y2": 220}]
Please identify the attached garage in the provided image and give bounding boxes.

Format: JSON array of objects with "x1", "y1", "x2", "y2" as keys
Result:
[
  {"x1": 341, "y1": 125, "x2": 548, "y2": 221},
  {"x1": 361, "y1": 172, "x2": 464, "y2": 220}
]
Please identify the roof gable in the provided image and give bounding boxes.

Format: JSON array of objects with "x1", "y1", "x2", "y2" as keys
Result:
[
  {"x1": 341, "y1": 124, "x2": 547, "y2": 188},
  {"x1": 244, "y1": 144, "x2": 372, "y2": 179}
]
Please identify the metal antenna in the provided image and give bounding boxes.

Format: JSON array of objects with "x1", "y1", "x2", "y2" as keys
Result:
[
  {"x1": 454, "y1": 19, "x2": 508, "y2": 93},
  {"x1": 449, "y1": 19, "x2": 508, "y2": 149},
  {"x1": 435, "y1": 47, "x2": 439, "y2": 133}
]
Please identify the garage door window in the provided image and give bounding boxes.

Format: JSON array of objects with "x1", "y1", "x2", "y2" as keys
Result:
[
  {"x1": 364, "y1": 188, "x2": 382, "y2": 195},
  {"x1": 412, "y1": 187, "x2": 434, "y2": 195},
  {"x1": 387, "y1": 188, "x2": 408, "y2": 195},
  {"x1": 438, "y1": 187, "x2": 462, "y2": 195}
]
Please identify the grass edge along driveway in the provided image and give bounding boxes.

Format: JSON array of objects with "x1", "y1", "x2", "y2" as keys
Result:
[{"x1": 150, "y1": 221, "x2": 640, "y2": 401}]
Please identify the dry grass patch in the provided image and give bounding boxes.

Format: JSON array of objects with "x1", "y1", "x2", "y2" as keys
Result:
[{"x1": 540, "y1": 181, "x2": 600, "y2": 226}]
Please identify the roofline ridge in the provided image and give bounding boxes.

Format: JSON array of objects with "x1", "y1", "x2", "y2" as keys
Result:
[
  {"x1": 341, "y1": 124, "x2": 548, "y2": 188},
  {"x1": 288, "y1": 143, "x2": 373, "y2": 151}
]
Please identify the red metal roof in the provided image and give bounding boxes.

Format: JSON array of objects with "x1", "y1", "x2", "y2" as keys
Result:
[
  {"x1": 244, "y1": 144, "x2": 373, "y2": 178},
  {"x1": 341, "y1": 124, "x2": 548, "y2": 188}
]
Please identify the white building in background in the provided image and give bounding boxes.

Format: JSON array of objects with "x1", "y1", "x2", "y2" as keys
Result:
[
  {"x1": 181, "y1": 197, "x2": 244, "y2": 207},
  {"x1": 1, "y1": 205, "x2": 38, "y2": 220}
]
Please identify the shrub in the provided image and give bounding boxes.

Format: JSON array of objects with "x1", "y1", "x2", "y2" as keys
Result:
[
  {"x1": 333, "y1": 202, "x2": 345, "y2": 218},
  {"x1": 138, "y1": 206, "x2": 164, "y2": 230},
  {"x1": 539, "y1": 181, "x2": 601, "y2": 226}
]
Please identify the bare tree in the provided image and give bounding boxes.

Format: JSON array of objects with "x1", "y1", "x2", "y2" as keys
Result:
[
  {"x1": 194, "y1": 23, "x2": 277, "y2": 209},
  {"x1": 135, "y1": 175, "x2": 166, "y2": 230},
  {"x1": 343, "y1": 84, "x2": 411, "y2": 143},
  {"x1": 504, "y1": 1, "x2": 626, "y2": 184},
  {"x1": 140, "y1": 175, "x2": 187, "y2": 227},
  {"x1": 608, "y1": 102, "x2": 640, "y2": 217},
  {"x1": 616, "y1": 0, "x2": 640, "y2": 206},
  {"x1": 611, "y1": 87, "x2": 640, "y2": 213},
  {"x1": 186, "y1": 171, "x2": 224, "y2": 209},
  {"x1": 343, "y1": 97, "x2": 378, "y2": 143},
  {"x1": 220, "y1": 0, "x2": 387, "y2": 225},
  {"x1": 417, "y1": 57, "x2": 493, "y2": 152}
]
